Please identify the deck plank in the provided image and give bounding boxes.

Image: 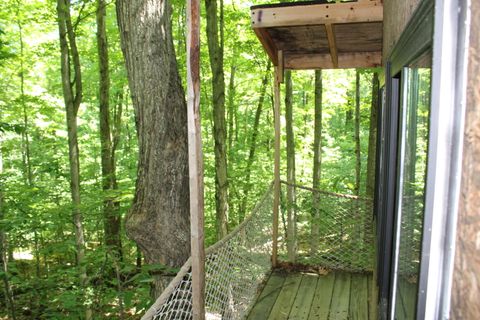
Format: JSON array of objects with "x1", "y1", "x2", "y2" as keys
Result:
[
  {"x1": 308, "y1": 272, "x2": 336, "y2": 320},
  {"x1": 289, "y1": 273, "x2": 318, "y2": 319},
  {"x1": 368, "y1": 274, "x2": 375, "y2": 320},
  {"x1": 247, "y1": 272, "x2": 286, "y2": 320},
  {"x1": 349, "y1": 274, "x2": 369, "y2": 320},
  {"x1": 329, "y1": 272, "x2": 351, "y2": 320},
  {"x1": 268, "y1": 273, "x2": 303, "y2": 320},
  {"x1": 399, "y1": 278, "x2": 417, "y2": 320}
]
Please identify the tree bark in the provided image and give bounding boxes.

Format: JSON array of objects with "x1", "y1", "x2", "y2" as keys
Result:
[
  {"x1": 205, "y1": 0, "x2": 228, "y2": 240},
  {"x1": 451, "y1": 1, "x2": 480, "y2": 316},
  {"x1": 239, "y1": 62, "x2": 270, "y2": 222},
  {"x1": 0, "y1": 142, "x2": 16, "y2": 320},
  {"x1": 116, "y1": 0, "x2": 191, "y2": 298},
  {"x1": 97, "y1": 0, "x2": 122, "y2": 260},
  {"x1": 285, "y1": 70, "x2": 296, "y2": 262},
  {"x1": 311, "y1": 70, "x2": 322, "y2": 254},
  {"x1": 227, "y1": 64, "x2": 236, "y2": 153},
  {"x1": 56, "y1": 0, "x2": 90, "y2": 318},
  {"x1": 354, "y1": 71, "x2": 361, "y2": 196},
  {"x1": 366, "y1": 72, "x2": 379, "y2": 198}
]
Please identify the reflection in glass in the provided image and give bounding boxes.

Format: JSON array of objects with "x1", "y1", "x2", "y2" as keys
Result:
[{"x1": 393, "y1": 52, "x2": 431, "y2": 319}]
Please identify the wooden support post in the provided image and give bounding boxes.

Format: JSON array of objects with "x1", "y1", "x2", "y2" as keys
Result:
[
  {"x1": 186, "y1": 0, "x2": 205, "y2": 318},
  {"x1": 272, "y1": 67, "x2": 281, "y2": 268},
  {"x1": 277, "y1": 50, "x2": 284, "y2": 83},
  {"x1": 325, "y1": 24, "x2": 338, "y2": 68}
]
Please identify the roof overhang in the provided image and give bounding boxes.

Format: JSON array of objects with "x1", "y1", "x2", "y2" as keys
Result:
[{"x1": 251, "y1": 0, "x2": 383, "y2": 70}]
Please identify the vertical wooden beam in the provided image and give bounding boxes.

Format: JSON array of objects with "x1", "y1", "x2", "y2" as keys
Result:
[
  {"x1": 186, "y1": 0, "x2": 205, "y2": 318},
  {"x1": 272, "y1": 67, "x2": 281, "y2": 268},
  {"x1": 276, "y1": 50, "x2": 284, "y2": 83},
  {"x1": 325, "y1": 23, "x2": 338, "y2": 68}
]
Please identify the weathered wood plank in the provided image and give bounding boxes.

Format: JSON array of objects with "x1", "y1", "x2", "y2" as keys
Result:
[
  {"x1": 325, "y1": 23, "x2": 338, "y2": 68},
  {"x1": 349, "y1": 274, "x2": 369, "y2": 320},
  {"x1": 251, "y1": 1, "x2": 383, "y2": 28},
  {"x1": 329, "y1": 272, "x2": 351, "y2": 320},
  {"x1": 398, "y1": 278, "x2": 417, "y2": 320},
  {"x1": 284, "y1": 52, "x2": 382, "y2": 70},
  {"x1": 308, "y1": 272, "x2": 336, "y2": 320},
  {"x1": 186, "y1": 0, "x2": 205, "y2": 317},
  {"x1": 268, "y1": 273, "x2": 303, "y2": 319},
  {"x1": 368, "y1": 274, "x2": 376, "y2": 320},
  {"x1": 289, "y1": 274, "x2": 318, "y2": 319},
  {"x1": 248, "y1": 273, "x2": 287, "y2": 320},
  {"x1": 272, "y1": 69, "x2": 281, "y2": 267}
]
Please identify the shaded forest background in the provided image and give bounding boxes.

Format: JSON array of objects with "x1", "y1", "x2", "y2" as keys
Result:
[{"x1": 0, "y1": 0, "x2": 378, "y2": 318}]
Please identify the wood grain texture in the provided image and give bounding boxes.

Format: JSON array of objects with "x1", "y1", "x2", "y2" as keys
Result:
[
  {"x1": 330, "y1": 272, "x2": 351, "y2": 320},
  {"x1": 248, "y1": 273, "x2": 286, "y2": 320},
  {"x1": 349, "y1": 274, "x2": 369, "y2": 320},
  {"x1": 268, "y1": 273, "x2": 302, "y2": 319},
  {"x1": 289, "y1": 274, "x2": 318, "y2": 319},
  {"x1": 186, "y1": 0, "x2": 205, "y2": 317},
  {"x1": 251, "y1": 1, "x2": 383, "y2": 28},
  {"x1": 382, "y1": 0, "x2": 422, "y2": 61},
  {"x1": 272, "y1": 70, "x2": 281, "y2": 267},
  {"x1": 309, "y1": 273, "x2": 336, "y2": 320},
  {"x1": 285, "y1": 52, "x2": 382, "y2": 70},
  {"x1": 451, "y1": 0, "x2": 480, "y2": 318}
]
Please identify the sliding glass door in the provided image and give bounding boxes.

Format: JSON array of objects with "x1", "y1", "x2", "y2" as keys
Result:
[{"x1": 391, "y1": 52, "x2": 431, "y2": 320}]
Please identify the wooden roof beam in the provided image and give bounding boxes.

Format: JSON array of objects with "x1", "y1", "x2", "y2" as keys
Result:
[
  {"x1": 284, "y1": 51, "x2": 382, "y2": 70},
  {"x1": 325, "y1": 23, "x2": 338, "y2": 68},
  {"x1": 251, "y1": 0, "x2": 382, "y2": 29}
]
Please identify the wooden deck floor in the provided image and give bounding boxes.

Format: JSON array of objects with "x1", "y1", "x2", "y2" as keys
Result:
[{"x1": 247, "y1": 271, "x2": 373, "y2": 320}]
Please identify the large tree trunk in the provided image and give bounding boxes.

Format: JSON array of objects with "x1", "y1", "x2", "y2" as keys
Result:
[
  {"x1": 239, "y1": 62, "x2": 270, "y2": 222},
  {"x1": 205, "y1": 0, "x2": 228, "y2": 240},
  {"x1": 56, "y1": 1, "x2": 90, "y2": 318},
  {"x1": 311, "y1": 70, "x2": 322, "y2": 254},
  {"x1": 285, "y1": 70, "x2": 296, "y2": 262},
  {"x1": 116, "y1": 0, "x2": 190, "y2": 298},
  {"x1": 97, "y1": 0, "x2": 122, "y2": 260}
]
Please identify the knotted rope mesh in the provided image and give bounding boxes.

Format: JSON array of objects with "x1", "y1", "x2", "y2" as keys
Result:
[
  {"x1": 143, "y1": 185, "x2": 274, "y2": 320},
  {"x1": 278, "y1": 181, "x2": 374, "y2": 272}
]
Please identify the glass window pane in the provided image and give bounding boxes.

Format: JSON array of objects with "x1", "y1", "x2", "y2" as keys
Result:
[{"x1": 394, "y1": 51, "x2": 431, "y2": 320}]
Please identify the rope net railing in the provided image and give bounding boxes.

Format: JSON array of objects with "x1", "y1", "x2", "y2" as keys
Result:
[
  {"x1": 278, "y1": 181, "x2": 374, "y2": 272},
  {"x1": 143, "y1": 184, "x2": 274, "y2": 320}
]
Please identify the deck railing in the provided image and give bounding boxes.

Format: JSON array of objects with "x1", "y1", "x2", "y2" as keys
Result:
[
  {"x1": 142, "y1": 182, "x2": 375, "y2": 319},
  {"x1": 278, "y1": 181, "x2": 374, "y2": 272},
  {"x1": 142, "y1": 184, "x2": 274, "y2": 320}
]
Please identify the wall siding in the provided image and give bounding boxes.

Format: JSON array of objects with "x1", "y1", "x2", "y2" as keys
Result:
[{"x1": 451, "y1": 0, "x2": 480, "y2": 318}]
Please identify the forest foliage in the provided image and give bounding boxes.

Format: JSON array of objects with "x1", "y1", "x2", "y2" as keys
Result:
[{"x1": 0, "y1": 0, "x2": 378, "y2": 318}]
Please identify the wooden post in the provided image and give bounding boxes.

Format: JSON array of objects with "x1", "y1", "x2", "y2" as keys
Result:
[
  {"x1": 272, "y1": 66, "x2": 281, "y2": 268},
  {"x1": 186, "y1": 0, "x2": 205, "y2": 318}
]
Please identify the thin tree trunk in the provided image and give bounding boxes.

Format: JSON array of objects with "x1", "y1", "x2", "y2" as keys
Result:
[
  {"x1": 116, "y1": 0, "x2": 191, "y2": 298},
  {"x1": 311, "y1": 70, "x2": 322, "y2": 254},
  {"x1": 354, "y1": 71, "x2": 361, "y2": 196},
  {"x1": 366, "y1": 72, "x2": 379, "y2": 198},
  {"x1": 0, "y1": 143, "x2": 16, "y2": 320},
  {"x1": 56, "y1": 1, "x2": 91, "y2": 318},
  {"x1": 227, "y1": 64, "x2": 236, "y2": 152},
  {"x1": 97, "y1": 0, "x2": 122, "y2": 260},
  {"x1": 239, "y1": 62, "x2": 270, "y2": 222},
  {"x1": 285, "y1": 70, "x2": 296, "y2": 262},
  {"x1": 205, "y1": 0, "x2": 228, "y2": 240}
]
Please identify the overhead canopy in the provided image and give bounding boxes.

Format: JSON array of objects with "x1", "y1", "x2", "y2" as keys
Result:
[{"x1": 250, "y1": 0, "x2": 383, "y2": 70}]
